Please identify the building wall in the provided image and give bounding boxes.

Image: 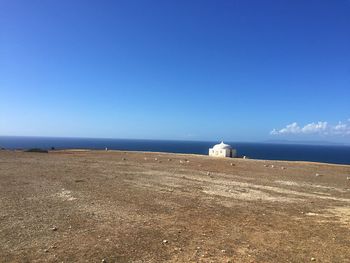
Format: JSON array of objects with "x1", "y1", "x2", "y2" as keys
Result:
[{"x1": 209, "y1": 148, "x2": 231, "y2": 157}]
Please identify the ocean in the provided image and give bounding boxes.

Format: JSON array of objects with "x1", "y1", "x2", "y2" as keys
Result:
[{"x1": 1, "y1": 136, "x2": 350, "y2": 165}]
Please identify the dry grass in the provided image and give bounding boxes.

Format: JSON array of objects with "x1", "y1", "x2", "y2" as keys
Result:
[{"x1": 0, "y1": 150, "x2": 350, "y2": 262}]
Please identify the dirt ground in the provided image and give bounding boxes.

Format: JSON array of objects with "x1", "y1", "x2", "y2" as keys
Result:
[{"x1": 0, "y1": 150, "x2": 350, "y2": 263}]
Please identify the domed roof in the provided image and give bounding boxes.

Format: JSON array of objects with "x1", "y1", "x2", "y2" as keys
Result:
[{"x1": 212, "y1": 141, "x2": 232, "y2": 150}]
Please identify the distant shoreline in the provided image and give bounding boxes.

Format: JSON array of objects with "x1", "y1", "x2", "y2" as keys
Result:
[
  {"x1": 1, "y1": 136, "x2": 350, "y2": 165},
  {"x1": 4, "y1": 148, "x2": 348, "y2": 167}
]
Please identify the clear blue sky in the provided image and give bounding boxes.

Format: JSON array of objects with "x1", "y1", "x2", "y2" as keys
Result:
[{"x1": 1, "y1": 0, "x2": 349, "y2": 142}]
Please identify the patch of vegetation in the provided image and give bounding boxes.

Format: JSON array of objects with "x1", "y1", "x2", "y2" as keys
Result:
[{"x1": 25, "y1": 148, "x2": 48, "y2": 153}]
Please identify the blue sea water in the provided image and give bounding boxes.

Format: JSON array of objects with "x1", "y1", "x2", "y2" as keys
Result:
[{"x1": 1, "y1": 136, "x2": 350, "y2": 165}]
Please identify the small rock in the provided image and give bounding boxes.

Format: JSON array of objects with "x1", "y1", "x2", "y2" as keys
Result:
[
  {"x1": 264, "y1": 164, "x2": 268, "y2": 167},
  {"x1": 122, "y1": 158, "x2": 126, "y2": 161},
  {"x1": 221, "y1": 249, "x2": 226, "y2": 253},
  {"x1": 155, "y1": 158, "x2": 158, "y2": 161},
  {"x1": 102, "y1": 259, "x2": 107, "y2": 263},
  {"x1": 51, "y1": 226, "x2": 58, "y2": 231},
  {"x1": 311, "y1": 258, "x2": 316, "y2": 261},
  {"x1": 162, "y1": 240, "x2": 168, "y2": 244},
  {"x1": 144, "y1": 157, "x2": 147, "y2": 160},
  {"x1": 44, "y1": 249, "x2": 49, "y2": 253},
  {"x1": 346, "y1": 177, "x2": 350, "y2": 180},
  {"x1": 271, "y1": 165, "x2": 274, "y2": 168},
  {"x1": 230, "y1": 163, "x2": 234, "y2": 166},
  {"x1": 207, "y1": 172, "x2": 210, "y2": 176},
  {"x1": 196, "y1": 246, "x2": 201, "y2": 250},
  {"x1": 281, "y1": 167, "x2": 286, "y2": 170},
  {"x1": 315, "y1": 173, "x2": 320, "y2": 177},
  {"x1": 168, "y1": 159, "x2": 171, "y2": 161}
]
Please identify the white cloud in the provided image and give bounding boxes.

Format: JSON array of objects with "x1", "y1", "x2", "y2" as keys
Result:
[
  {"x1": 301, "y1": 122, "x2": 328, "y2": 134},
  {"x1": 270, "y1": 122, "x2": 301, "y2": 135},
  {"x1": 271, "y1": 119, "x2": 350, "y2": 136}
]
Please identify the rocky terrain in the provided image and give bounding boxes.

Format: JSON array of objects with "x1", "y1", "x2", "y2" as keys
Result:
[{"x1": 0, "y1": 150, "x2": 350, "y2": 262}]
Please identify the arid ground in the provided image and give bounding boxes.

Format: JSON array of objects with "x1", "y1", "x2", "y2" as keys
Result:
[{"x1": 0, "y1": 150, "x2": 350, "y2": 263}]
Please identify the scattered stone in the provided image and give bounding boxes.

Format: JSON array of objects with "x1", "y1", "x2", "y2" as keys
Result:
[
  {"x1": 144, "y1": 157, "x2": 147, "y2": 160},
  {"x1": 162, "y1": 240, "x2": 168, "y2": 244},
  {"x1": 271, "y1": 165, "x2": 274, "y2": 168},
  {"x1": 196, "y1": 246, "x2": 201, "y2": 250},
  {"x1": 311, "y1": 257, "x2": 316, "y2": 261},
  {"x1": 207, "y1": 172, "x2": 210, "y2": 176},
  {"x1": 155, "y1": 158, "x2": 158, "y2": 161},
  {"x1": 44, "y1": 249, "x2": 49, "y2": 253},
  {"x1": 51, "y1": 226, "x2": 58, "y2": 231},
  {"x1": 74, "y1": 179, "x2": 85, "y2": 183},
  {"x1": 315, "y1": 173, "x2": 321, "y2": 177},
  {"x1": 346, "y1": 177, "x2": 350, "y2": 180},
  {"x1": 264, "y1": 164, "x2": 268, "y2": 167},
  {"x1": 122, "y1": 158, "x2": 126, "y2": 161},
  {"x1": 102, "y1": 259, "x2": 107, "y2": 263},
  {"x1": 221, "y1": 249, "x2": 226, "y2": 253},
  {"x1": 281, "y1": 167, "x2": 286, "y2": 170},
  {"x1": 168, "y1": 159, "x2": 171, "y2": 161},
  {"x1": 230, "y1": 163, "x2": 234, "y2": 166},
  {"x1": 186, "y1": 160, "x2": 190, "y2": 163}
]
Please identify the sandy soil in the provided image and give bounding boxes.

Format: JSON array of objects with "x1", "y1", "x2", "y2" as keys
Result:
[{"x1": 0, "y1": 150, "x2": 350, "y2": 263}]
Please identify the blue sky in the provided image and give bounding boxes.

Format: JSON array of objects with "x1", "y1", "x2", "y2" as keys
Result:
[{"x1": 1, "y1": 0, "x2": 349, "y2": 142}]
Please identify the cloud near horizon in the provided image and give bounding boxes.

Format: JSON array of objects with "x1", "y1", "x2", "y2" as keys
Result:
[{"x1": 270, "y1": 119, "x2": 350, "y2": 136}]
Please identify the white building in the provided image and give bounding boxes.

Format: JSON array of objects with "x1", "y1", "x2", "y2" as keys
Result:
[{"x1": 209, "y1": 141, "x2": 236, "y2": 158}]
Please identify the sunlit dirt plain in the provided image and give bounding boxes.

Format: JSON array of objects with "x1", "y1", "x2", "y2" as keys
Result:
[{"x1": 1, "y1": 150, "x2": 350, "y2": 262}]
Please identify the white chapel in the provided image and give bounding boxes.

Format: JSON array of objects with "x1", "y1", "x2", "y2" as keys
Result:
[{"x1": 209, "y1": 141, "x2": 236, "y2": 158}]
